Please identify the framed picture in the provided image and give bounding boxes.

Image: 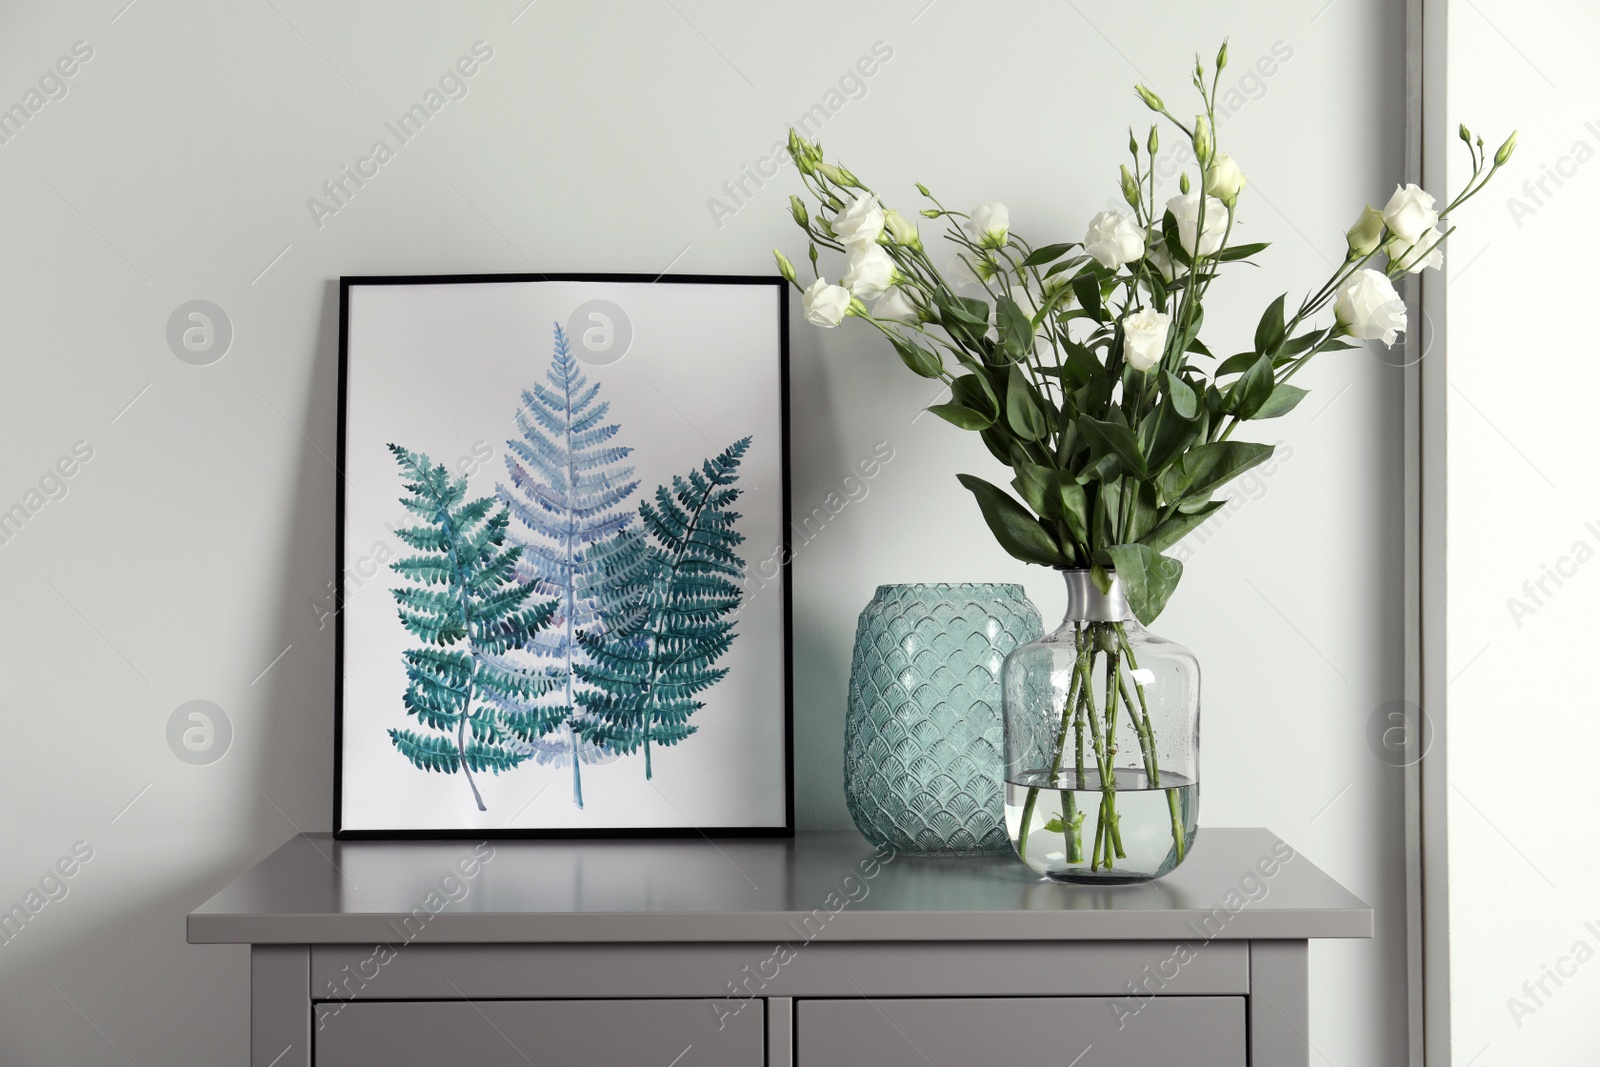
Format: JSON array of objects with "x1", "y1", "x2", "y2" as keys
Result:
[{"x1": 334, "y1": 273, "x2": 792, "y2": 838}]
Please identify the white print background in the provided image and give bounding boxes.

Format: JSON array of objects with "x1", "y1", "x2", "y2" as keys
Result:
[{"x1": 341, "y1": 280, "x2": 786, "y2": 831}]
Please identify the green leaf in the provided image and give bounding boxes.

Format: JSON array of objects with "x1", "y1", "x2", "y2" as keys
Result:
[
  {"x1": 1072, "y1": 273, "x2": 1104, "y2": 321},
  {"x1": 1279, "y1": 330, "x2": 1322, "y2": 358},
  {"x1": 996, "y1": 295, "x2": 1035, "y2": 360},
  {"x1": 1252, "y1": 383, "x2": 1310, "y2": 420},
  {"x1": 1157, "y1": 441, "x2": 1276, "y2": 502},
  {"x1": 1078, "y1": 417, "x2": 1146, "y2": 479},
  {"x1": 1107, "y1": 544, "x2": 1184, "y2": 625},
  {"x1": 889, "y1": 333, "x2": 942, "y2": 378},
  {"x1": 1005, "y1": 365, "x2": 1050, "y2": 441},
  {"x1": 1224, "y1": 352, "x2": 1275, "y2": 418},
  {"x1": 1010, "y1": 462, "x2": 1058, "y2": 519},
  {"x1": 1253, "y1": 294, "x2": 1287, "y2": 356},
  {"x1": 1042, "y1": 817, "x2": 1065, "y2": 833},
  {"x1": 1022, "y1": 242, "x2": 1079, "y2": 266},
  {"x1": 1142, "y1": 498, "x2": 1228, "y2": 553},
  {"x1": 1141, "y1": 402, "x2": 1200, "y2": 474},
  {"x1": 928, "y1": 402, "x2": 992, "y2": 430},
  {"x1": 1162, "y1": 211, "x2": 1192, "y2": 268},
  {"x1": 1218, "y1": 241, "x2": 1271, "y2": 262},
  {"x1": 1058, "y1": 481, "x2": 1089, "y2": 543},
  {"x1": 1044, "y1": 256, "x2": 1089, "y2": 279},
  {"x1": 1059, "y1": 341, "x2": 1103, "y2": 388},
  {"x1": 1215, "y1": 351, "x2": 1258, "y2": 377},
  {"x1": 1164, "y1": 370, "x2": 1198, "y2": 420},
  {"x1": 956, "y1": 474, "x2": 1067, "y2": 567}
]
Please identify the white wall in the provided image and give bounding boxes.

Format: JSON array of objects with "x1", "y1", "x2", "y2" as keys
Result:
[
  {"x1": 1444, "y1": 0, "x2": 1600, "y2": 1061},
  {"x1": 0, "y1": 2, "x2": 1405, "y2": 1062}
]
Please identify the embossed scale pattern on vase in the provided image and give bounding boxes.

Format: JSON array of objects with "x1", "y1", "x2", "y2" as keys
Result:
[{"x1": 845, "y1": 584, "x2": 1043, "y2": 854}]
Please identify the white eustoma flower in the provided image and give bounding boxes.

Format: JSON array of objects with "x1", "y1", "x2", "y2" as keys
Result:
[
  {"x1": 1121, "y1": 309, "x2": 1170, "y2": 371},
  {"x1": 802, "y1": 277, "x2": 852, "y2": 327},
  {"x1": 1166, "y1": 191, "x2": 1229, "y2": 257},
  {"x1": 967, "y1": 201, "x2": 1010, "y2": 247},
  {"x1": 1384, "y1": 226, "x2": 1445, "y2": 274},
  {"x1": 1084, "y1": 210, "x2": 1145, "y2": 269},
  {"x1": 1381, "y1": 184, "x2": 1439, "y2": 242},
  {"x1": 842, "y1": 244, "x2": 897, "y2": 299},
  {"x1": 1334, "y1": 269, "x2": 1407, "y2": 346},
  {"x1": 872, "y1": 287, "x2": 920, "y2": 323},
  {"x1": 832, "y1": 193, "x2": 885, "y2": 248},
  {"x1": 1204, "y1": 153, "x2": 1247, "y2": 202}
]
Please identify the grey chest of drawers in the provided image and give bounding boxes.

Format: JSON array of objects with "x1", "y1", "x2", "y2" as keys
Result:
[{"x1": 188, "y1": 828, "x2": 1370, "y2": 1067}]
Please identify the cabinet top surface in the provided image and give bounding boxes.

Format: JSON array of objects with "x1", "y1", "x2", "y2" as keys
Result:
[{"x1": 187, "y1": 828, "x2": 1370, "y2": 945}]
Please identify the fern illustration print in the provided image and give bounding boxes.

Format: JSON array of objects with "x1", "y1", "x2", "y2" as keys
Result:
[
  {"x1": 498, "y1": 325, "x2": 643, "y2": 807},
  {"x1": 386, "y1": 444, "x2": 561, "y2": 812},
  {"x1": 576, "y1": 437, "x2": 751, "y2": 779}
]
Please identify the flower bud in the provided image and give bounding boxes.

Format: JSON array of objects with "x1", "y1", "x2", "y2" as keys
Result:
[
  {"x1": 1128, "y1": 129, "x2": 1139, "y2": 156},
  {"x1": 1135, "y1": 85, "x2": 1164, "y2": 112},
  {"x1": 882, "y1": 208, "x2": 922, "y2": 249},
  {"x1": 1120, "y1": 165, "x2": 1141, "y2": 209},
  {"x1": 1192, "y1": 115, "x2": 1212, "y2": 164},
  {"x1": 1147, "y1": 126, "x2": 1159, "y2": 155},
  {"x1": 915, "y1": 182, "x2": 931, "y2": 197},
  {"x1": 816, "y1": 163, "x2": 851, "y2": 187},
  {"x1": 1494, "y1": 130, "x2": 1518, "y2": 166},
  {"x1": 1346, "y1": 205, "x2": 1386, "y2": 258},
  {"x1": 773, "y1": 249, "x2": 797, "y2": 284},
  {"x1": 789, "y1": 195, "x2": 808, "y2": 228},
  {"x1": 787, "y1": 129, "x2": 816, "y2": 175},
  {"x1": 1458, "y1": 123, "x2": 1471, "y2": 145},
  {"x1": 920, "y1": 208, "x2": 942, "y2": 218},
  {"x1": 1216, "y1": 39, "x2": 1229, "y2": 71},
  {"x1": 1179, "y1": 172, "x2": 1191, "y2": 194}
]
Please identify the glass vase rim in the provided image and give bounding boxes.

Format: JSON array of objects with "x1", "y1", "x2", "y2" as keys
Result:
[{"x1": 870, "y1": 581, "x2": 1029, "y2": 595}]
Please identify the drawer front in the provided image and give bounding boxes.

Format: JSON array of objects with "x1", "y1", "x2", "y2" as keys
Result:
[
  {"x1": 797, "y1": 996, "x2": 1245, "y2": 1066},
  {"x1": 317, "y1": 998, "x2": 762, "y2": 1067}
]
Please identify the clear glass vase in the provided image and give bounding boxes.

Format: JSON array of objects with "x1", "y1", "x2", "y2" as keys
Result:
[
  {"x1": 1002, "y1": 570, "x2": 1199, "y2": 883},
  {"x1": 845, "y1": 583, "x2": 1044, "y2": 855}
]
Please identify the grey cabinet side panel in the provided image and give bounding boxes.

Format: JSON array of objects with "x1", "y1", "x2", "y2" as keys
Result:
[
  {"x1": 310, "y1": 940, "x2": 1248, "y2": 1001},
  {"x1": 1250, "y1": 940, "x2": 1311, "y2": 1067},
  {"x1": 251, "y1": 945, "x2": 309, "y2": 1067},
  {"x1": 796, "y1": 996, "x2": 1246, "y2": 1067},
  {"x1": 767, "y1": 997, "x2": 793, "y2": 1067},
  {"x1": 316, "y1": 999, "x2": 762, "y2": 1067}
]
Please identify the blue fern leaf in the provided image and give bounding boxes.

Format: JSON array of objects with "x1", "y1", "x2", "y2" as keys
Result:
[
  {"x1": 496, "y1": 325, "x2": 641, "y2": 807},
  {"x1": 574, "y1": 437, "x2": 751, "y2": 779}
]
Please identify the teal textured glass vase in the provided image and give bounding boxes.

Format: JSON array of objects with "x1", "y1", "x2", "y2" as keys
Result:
[{"x1": 845, "y1": 583, "x2": 1044, "y2": 854}]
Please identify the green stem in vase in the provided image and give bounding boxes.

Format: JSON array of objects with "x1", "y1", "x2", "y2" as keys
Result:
[
  {"x1": 1076, "y1": 635, "x2": 1114, "y2": 871},
  {"x1": 1016, "y1": 626, "x2": 1085, "y2": 863},
  {"x1": 1114, "y1": 623, "x2": 1187, "y2": 863},
  {"x1": 1102, "y1": 636, "x2": 1125, "y2": 862}
]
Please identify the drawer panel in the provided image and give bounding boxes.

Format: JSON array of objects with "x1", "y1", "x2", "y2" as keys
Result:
[
  {"x1": 317, "y1": 998, "x2": 762, "y2": 1067},
  {"x1": 797, "y1": 996, "x2": 1245, "y2": 1066}
]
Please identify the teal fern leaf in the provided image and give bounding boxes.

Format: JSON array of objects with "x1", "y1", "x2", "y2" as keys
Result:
[
  {"x1": 386, "y1": 444, "x2": 561, "y2": 811},
  {"x1": 575, "y1": 436, "x2": 751, "y2": 779}
]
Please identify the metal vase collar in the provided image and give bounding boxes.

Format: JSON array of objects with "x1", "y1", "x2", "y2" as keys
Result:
[{"x1": 1059, "y1": 569, "x2": 1133, "y2": 622}]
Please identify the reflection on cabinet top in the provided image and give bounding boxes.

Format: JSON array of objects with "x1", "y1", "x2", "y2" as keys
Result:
[{"x1": 188, "y1": 828, "x2": 1370, "y2": 946}]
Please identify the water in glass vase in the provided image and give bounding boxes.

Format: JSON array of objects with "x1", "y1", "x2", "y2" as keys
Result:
[{"x1": 1004, "y1": 769, "x2": 1198, "y2": 884}]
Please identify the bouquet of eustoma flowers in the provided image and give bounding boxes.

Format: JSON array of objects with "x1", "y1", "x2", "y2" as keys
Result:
[{"x1": 776, "y1": 41, "x2": 1512, "y2": 874}]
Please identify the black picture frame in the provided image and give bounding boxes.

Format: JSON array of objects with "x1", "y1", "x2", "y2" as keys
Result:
[{"x1": 333, "y1": 272, "x2": 793, "y2": 840}]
